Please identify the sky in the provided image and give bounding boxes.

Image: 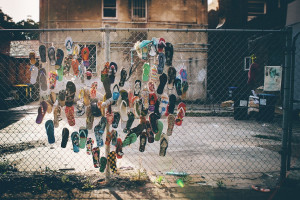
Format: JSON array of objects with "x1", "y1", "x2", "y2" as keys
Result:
[
  {"x1": 0, "y1": 0, "x2": 39, "y2": 23},
  {"x1": 0, "y1": 0, "x2": 213, "y2": 23}
]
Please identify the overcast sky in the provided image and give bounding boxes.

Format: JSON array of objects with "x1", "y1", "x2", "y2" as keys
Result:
[{"x1": 0, "y1": 0, "x2": 212, "y2": 23}]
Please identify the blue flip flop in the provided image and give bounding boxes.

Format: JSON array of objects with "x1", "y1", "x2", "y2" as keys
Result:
[
  {"x1": 71, "y1": 132, "x2": 80, "y2": 153},
  {"x1": 45, "y1": 120, "x2": 55, "y2": 144}
]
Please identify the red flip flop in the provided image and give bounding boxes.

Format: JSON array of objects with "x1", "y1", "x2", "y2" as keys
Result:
[
  {"x1": 175, "y1": 102, "x2": 186, "y2": 126},
  {"x1": 65, "y1": 106, "x2": 75, "y2": 126},
  {"x1": 251, "y1": 185, "x2": 271, "y2": 192}
]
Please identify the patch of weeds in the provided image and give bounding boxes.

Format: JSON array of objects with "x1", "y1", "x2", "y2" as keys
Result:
[
  {"x1": 32, "y1": 179, "x2": 48, "y2": 194},
  {"x1": 216, "y1": 179, "x2": 226, "y2": 189},
  {"x1": 82, "y1": 178, "x2": 95, "y2": 190},
  {"x1": 175, "y1": 175, "x2": 192, "y2": 187},
  {"x1": 61, "y1": 175, "x2": 70, "y2": 183},
  {"x1": 254, "y1": 135, "x2": 281, "y2": 141},
  {"x1": 0, "y1": 159, "x2": 17, "y2": 174},
  {"x1": 155, "y1": 176, "x2": 165, "y2": 185}
]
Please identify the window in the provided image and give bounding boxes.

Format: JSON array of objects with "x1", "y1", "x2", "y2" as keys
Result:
[
  {"x1": 103, "y1": 0, "x2": 116, "y2": 18},
  {"x1": 78, "y1": 44, "x2": 97, "y2": 73},
  {"x1": 247, "y1": 1, "x2": 266, "y2": 20},
  {"x1": 132, "y1": 0, "x2": 146, "y2": 20}
]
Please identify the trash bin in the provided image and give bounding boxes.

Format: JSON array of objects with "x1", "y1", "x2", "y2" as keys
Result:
[
  {"x1": 233, "y1": 87, "x2": 248, "y2": 120},
  {"x1": 257, "y1": 93, "x2": 276, "y2": 122},
  {"x1": 228, "y1": 87, "x2": 237, "y2": 100}
]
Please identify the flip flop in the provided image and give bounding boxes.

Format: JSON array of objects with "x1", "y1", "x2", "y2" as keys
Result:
[
  {"x1": 158, "y1": 38, "x2": 166, "y2": 53},
  {"x1": 119, "y1": 68, "x2": 127, "y2": 87},
  {"x1": 142, "y1": 63, "x2": 150, "y2": 82},
  {"x1": 71, "y1": 58, "x2": 79, "y2": 76},
  {"x1": 167, "y1": 114, "x2": 176, "y2": 136},
  {"x1": 175, "y1": 102, "x2": 186, "y2": 126},
  {"x1": 86, "y1": 68, "x2": 92, "y2": 80},
  {"x1": 72, "y1": 44, "x2": 80, "y2": 57},
  {"x1": 48, "y1": 46, "x2": 56, "y2": 66},
  {"x1": 36, "y1": 101, "x2": 48, "y2": 124},
  {"x1": 128, "y1": 89, "x2": 134, "y2": 108},
  {"x1": 39, "y1": 45, "x2": 46, "y2": 63},
  {"x1": 167, "y1": 67, "x2": 176, "y2": 88},
  {"x1": 150, "y1": 65, "x2": 158, "y2": 82},
  {"x1": 65, "y1": 36, "x2": 73, "y2": 55},
  {"x1": 81, "y1": 47, "x2": 89, "y2": 61},
  {"x1": 65, "y1": 106, "x2": 75, "y2": 126},
  {"x1": 55, "y1": 49, "x2": 64, "y2": 68},
  {"x1": 83, "y1": 88, "x2": 91, "y2": 106},
  {"x1": 139, "y1": 132, "x2": 147, "y2": 152},
  {"x1": 109, "y1": 62, "x2": 118, "y2": 84},
  {"x1": 94, "y1": 120, "x2": 105, "y2": 147},
  {"x1": 45, "y1": 120, "x2": 55, "y2": 144},
  {"x1": 148, "y1": 81, "x2": 156, "y2": 93},
  {"x1": 181, "y1": 81, "x2": 189, "y2": 100},
  {"x1": 116, "y1": 138, "x2": 124, "y2": 159},
  {"x1": 159, "y1": 94, "x2": 169, "y2": 116},
  {"x1": 149, "y1": 113, "x2": 159, "y2": 134},
  {"x1": 91, "y1": 98, "x2": 102, "y2": 117},
  {"x1": 108, "y1": 151, "x2": 117, "y2": 173},
  {"x1": 134, "y1": 80, "x2": 141, "y2": 96},
  {"x1": 120, "y1": 100, "x2": 128, "y2": 123},
  {"x1": 98, "y1": 116, "x2": 107, "y2": 134},
  {"x1": 154, "y1": 100, "x2": 161, "y2": 117},
  {"x1": 159, "y1": 133, "x2": 168, "y2": 156},
  {"x1": 129, "y1": 123, "x2": 146, "y2": 138},
  {"x1": 92, "y1": 147, "x2": 100, "y2": 168},
  {"x1": 57, "y1": 64, "x2": 64, "y2": 81},
  {"x1": 148, "y1": 93, "x2": 157, "y2": 113},
  {"x1": 251, "y1": 185, "x2": 271, "y2": 193},
  {"x1": 79, "y1": 127, "x2": 88, "y2": 149},
  {"x1": 86, "y1": 138, "x2": 94, "y2": 155},
  {"x1": 49, "y1": 71, "x2": 58, "y2": 90},
  {"x1": 141, "y1": 45, "x2": 148, "y2": 60},
  {"x1": 71, "y1": 131, "x2": 80, "y2": 153},
  {"x1": 99, "y1": 157, "x2": 107, "y2": 173},
  {"x1": 146, "y1": 121, "x2": 154, "y2": 143},
  {"x1": 157, "y1": 53, "x2": 165, "y2": 74},
  {"x1": 133, "y1": 97, "x2": 141, "y2": 118},
  {"x1": 168, "y1": 94, "x2": 176, "y2": 114},
  {"x1": 102, "y1": 73, "x2": 112, "y2": 99},
  {"x1": 155, "y1": 120, "x2": 163, "y2": 141},
  {"x1": 180, "y1": 69, "x2": 188, "y2": 82},
  {"x1": 38, "y1": 68, "x2": 47, "y2": 91},
  {"x1": 65, "y1": 81, "x2": 76, "y2": 107},
  {"x1": 111, "y1": 130, "x2": 118, "y2": 146},
  {"x1": 30, "y1": 64, "x2": 39, "y2": 84},
  {"x1": 141, "y1": 87, "x2": 149, "y2": 109},
  {"x1": 90, "y1": 82, "x2": 98, "y2": 99},
  {"x1": 112, "y1": 84, "x2": 120, "y2": 101},
  {"x1": 112, "y1": 112, "x2": 121, "y2": 128},
  {"x1": 86, "y1": 106, "x2": 94, "y2": 130},
  {"x1": 124, "y1": 112, "x2": 134, "y2": 133},
  {"x1": 61, "y1": 128, "x2": 69, "y2": 148},
  {"x1": 165, "y1": 42, "x2": 174, "y2": 66},
  {"x1": 157, "y1": 73, "x2": 167, "y2": 95},
  {"x1": 174, "y1": 78, "x2": 182, "y2": 96},
  {"x1": 122, "y1": 132, "x2": 137, "y2": 147},
  {"x1": 76, "y1": 101, "x2": 85, "y2": 116},
  {"x1": 53, "y1": 106, "x2": 61, "y2": 128},
  {"x1": 106, "y1": 108, "x2": 114, "y2": 125},
  {"x1": 105, "y1": 131, "x2": 113, "y2": 146}
]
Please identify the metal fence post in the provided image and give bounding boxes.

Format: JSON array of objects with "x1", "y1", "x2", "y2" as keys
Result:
[
  {"x1": 280, "y1": 26, "x2": 293, "y2": 182},
  {"x1": 105, "y1": 25, "x2": 111, "y2": 183}
]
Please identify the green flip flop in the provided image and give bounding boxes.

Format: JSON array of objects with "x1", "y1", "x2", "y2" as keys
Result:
[
  {"x1": 122, "y1": 132, "x2": 137, "y2": 147},
  {"x1": 79, "y1": 127, "x2": 88, "y2": 149},
  {"x1": 155, "y1": 120, "x2": 163, "y2": 141},
  {"x1": 142, "y1": 63, "x2": 150, "y2": 82}
]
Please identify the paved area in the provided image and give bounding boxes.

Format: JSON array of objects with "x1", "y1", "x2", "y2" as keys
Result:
[{"x1": 0, "y1": 102, "x2": 286, "y2": 190}]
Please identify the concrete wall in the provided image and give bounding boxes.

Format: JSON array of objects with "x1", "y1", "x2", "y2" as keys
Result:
[{"x1": 39, "y1": 0, "x2": 208, "y2": 101}]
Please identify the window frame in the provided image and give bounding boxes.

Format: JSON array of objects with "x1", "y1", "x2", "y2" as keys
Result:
[
  {"x1": 131, "y1": 0, "x2": 147, "y2": 21},
  {"x1": 102, "y1": 0, "x2": 117, "y2": 19}
]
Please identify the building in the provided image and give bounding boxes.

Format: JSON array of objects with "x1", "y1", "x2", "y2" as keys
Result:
[{"x1": 39, "y1": 0, "x2": 209, "y2": 100}]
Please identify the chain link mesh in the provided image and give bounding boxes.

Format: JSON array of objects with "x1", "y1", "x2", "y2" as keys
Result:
[{"x1": 0, "y1": 28, "x2": 290, "y2": 187}]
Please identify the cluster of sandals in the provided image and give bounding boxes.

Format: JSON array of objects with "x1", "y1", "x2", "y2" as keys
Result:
[{"x1": 35, "y1": 36, "x2": 188, "y2": 173}]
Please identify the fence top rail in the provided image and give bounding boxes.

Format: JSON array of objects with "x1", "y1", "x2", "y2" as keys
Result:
[{"x1": 0, "y1": 27, "x2": 287, "y2": 33}]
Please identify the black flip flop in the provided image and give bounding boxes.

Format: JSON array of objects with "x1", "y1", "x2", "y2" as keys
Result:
[
  {"x1": 174, "y1": 78, "x2": 182, "y2": 96},
  {"x1": 124, "y1": 112, "x2": 135, "y2": 133},
  {"x1": 157, "y1": 73, "x2": 167, "y2": 94},
  {"x1": 55, "y1": 49, "x2": 64, "y2": 67},
  {"x1": 61, "y1": 128, "x2": 69, "y2": 148},
  {"x1": 168, "y1": 94, "x2": 176, "y2": 114},
  {"x1": 165, "y1": 42, "x2": 173, "y2": 66},
  {"x1": 39, "y1": 45, "x2": 46, "y2": 63},
  {"x1": 65, "y1": 81, "x2": 76, "y2": 107},
  {"x1": 139, "y1": 132, "x2": 147, "y2": 152},
  {"x1": 119, "y1": 68, "x2": 127, "y2": 87},
  {"x1": 91, "y1": 99, "x2": 102, "y2": 117},
  {"x1": 112, "y1": 112, "x2": 121, "y2": 128}
]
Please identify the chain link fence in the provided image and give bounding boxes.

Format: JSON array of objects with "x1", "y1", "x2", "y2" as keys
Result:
[{"x1": 0, "y1": 28, "x2": 294, "y2": 188}]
